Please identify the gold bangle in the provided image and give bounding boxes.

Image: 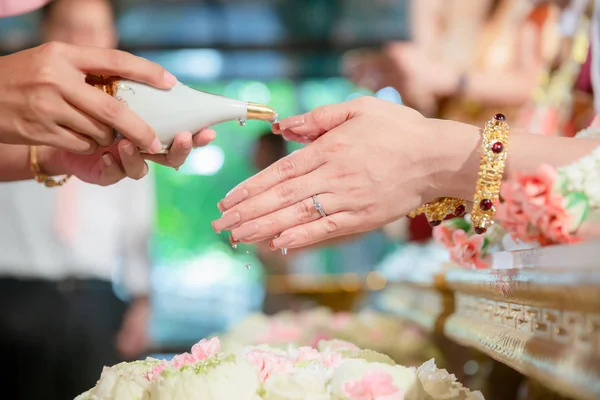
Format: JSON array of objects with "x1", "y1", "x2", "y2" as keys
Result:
[
  {"x1": 407, "y1": 197, "x2": 466, "y2": 226},
  {"x1": 29, "y1": 146, "x2": 71, "y2": 188},
  {"x1": 470, "y1": 113, "x2": 510, "y2": 234}
]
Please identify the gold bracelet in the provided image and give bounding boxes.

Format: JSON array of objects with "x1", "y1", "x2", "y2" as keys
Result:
[
  {"x1": 407, "y1": 197, "x2": 466, "y2": 226},
  {"x1": 470, "y1": 113, "x2": 510, "y2": 234},
  {"x1": 29, "y1": 146, "x2": 71, "y2": 187}
]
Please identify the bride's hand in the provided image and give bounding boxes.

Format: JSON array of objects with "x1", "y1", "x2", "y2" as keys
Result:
[{"x1": 212, "y1": 97, "x2": 478, "y2": 249}]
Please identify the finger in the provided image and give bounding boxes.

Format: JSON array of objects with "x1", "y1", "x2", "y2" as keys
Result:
[
  {"x1": 213, "y1": 169, "x2": 329, "y2": 232},
  {"x1": 118, "y1": 139, "x2": 149, "y2": 180},
  {"x1": 165, "y1": 132, "x2": 193, "y2": 169},
  {"x1": 269, "y1": 212, "x2": 357, "y2": 249},
  {"x1": 70, "y1": 46, "x2": 177, "y2": 89},
  {"x1": 192, "y1": 129, "x2": 217, "y2": 148},
  {"x1": 276, "y1": 98, "x2": 363, "y2": 138},
  {"x1": 217, "y1": 145, "x2": 323, "y2": 212},
  {"x1": 42, "y1": 126, "x2": 98, "y2": 155},
  {"x1": 63, "y1": 82, "x2": 162, "y2": 153},
  {"x1": 58, "y1": 106, "x2": 114, "y2": 147},
  {"x1": 98, "y1": 152, "x2": 126, "y2": 186},
  {"x1": 231, "y1": 194, "x2": 345, "y2": 244}
]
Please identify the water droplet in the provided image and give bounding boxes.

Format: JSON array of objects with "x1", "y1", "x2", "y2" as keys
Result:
[
  {"x1": 244, "y1": 263, "x2": 251, "y2": 270},
  {"x1": 238, "y1": 118, "x2": 247, "y2": 127},
  {"x1": 231, "y1": 243, "x2": 238, "y2": 249},
  {"x1": 281, "y1": 248, "x2": 288, "y2": 256},
  {"x1": 245, "y1": 250, "x2": 250, "y2": 254}
]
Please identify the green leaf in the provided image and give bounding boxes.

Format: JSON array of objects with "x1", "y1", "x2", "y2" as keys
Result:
[{"x1": 563, "y1": 191, "x2": 589, "y2": 231}]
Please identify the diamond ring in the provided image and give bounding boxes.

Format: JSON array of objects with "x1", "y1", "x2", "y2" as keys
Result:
[{"x1": 312, "y1": 195, "x2": 327, "y2": 217}]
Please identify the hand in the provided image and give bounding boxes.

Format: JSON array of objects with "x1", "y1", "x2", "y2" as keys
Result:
[
  {"x1": 117, "y1": 297, "x2": 150, "y2": 360},
  {"x1": 212, "y1": 97, "x2": 462, "y2": 249},
  {"x1": 0, "y1": 41, "x2": 176, "y2": 153},
  {"x1": 40, "y1": 129, "x2": 215, "y2": 186}
]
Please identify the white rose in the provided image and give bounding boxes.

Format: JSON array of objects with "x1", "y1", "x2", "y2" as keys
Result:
[
  {"x1": 151, "y1": 354, "x2": 258, "y2": 400},
  {"x1": 330, "y1": 358, "x2": 426, "y2": 400},
  {"x1": 82, "y1": 359, "x2": 160, "y2": 400},
  {"x1": 263, "y1": 365, "x2": 330, "y2": 400},
  {"x1": 416, "y1": 359, "x2": 484, "y2": 400}
]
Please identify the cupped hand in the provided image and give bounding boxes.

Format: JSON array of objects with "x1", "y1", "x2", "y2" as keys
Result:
[
  {"x1": 0, "y1": 41, "x2": 176, "y2": 154},
  {"x1": 43, "y1": 129, "x2": 215, "y2": 186},
  {"x1": 212, "y1": 97, "x2": 452, "y2": 249}
]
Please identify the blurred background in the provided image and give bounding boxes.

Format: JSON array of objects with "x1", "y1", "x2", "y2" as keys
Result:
[{"x1": 0, "y1": 0, "x2": 407, "y2": 351}]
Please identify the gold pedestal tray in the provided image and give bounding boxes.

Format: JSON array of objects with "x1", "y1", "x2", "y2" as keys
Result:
[{"x1": 444, "y1": 241, "x2": 600, "y2": 400}]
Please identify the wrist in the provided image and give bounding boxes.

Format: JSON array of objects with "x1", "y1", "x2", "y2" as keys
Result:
[
  {"x1": 427, "y1": 119, "x2": 481, "y2": 201},
  {"x1": 36, "y1": 146, "x2": 68, "y2": 176}
]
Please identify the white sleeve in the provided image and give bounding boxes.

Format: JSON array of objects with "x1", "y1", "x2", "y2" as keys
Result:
[{"x1": 118, "y1": 172, "x2": 156, "y2": 298}]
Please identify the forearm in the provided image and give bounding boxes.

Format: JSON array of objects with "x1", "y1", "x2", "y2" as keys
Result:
[
  {"x1": 0, "y1": 144, "x2": 64, "y2": 182},
  {"x1": 459, "y1": 70, "x2": 539, "y2": 107},
  {"x1": 435, "y1": 120, "x2": 600, "y2": 200}
]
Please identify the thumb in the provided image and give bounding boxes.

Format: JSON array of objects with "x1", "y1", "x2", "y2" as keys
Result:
[{"x1": 276, "y1": 98, "x2": 364, "y2": 138}]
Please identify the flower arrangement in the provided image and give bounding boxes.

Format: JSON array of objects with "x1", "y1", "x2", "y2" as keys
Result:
[
  {"x1": 495, "y1": 146, "x2": 600, "y2": 246},
  {"x1": 219, "y1": 308, "x2": 437, "y2": 367},
  {"x1": 432, "y1": 216, "x2": 504, "y2": 270},
  {"x1": 492, "y1": 117, "x2": 600, "y2": 246},
  {"x1": 76, "y1": 337, "x2": 483, "y2": 400}
]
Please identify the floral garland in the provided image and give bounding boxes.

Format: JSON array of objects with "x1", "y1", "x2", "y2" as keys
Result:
[
  {"x1": 433, "y1": 216, "x2": 505, "y2": 270},
  {"x1": 495, "y1": 121, "x2": 600, "y2": 246},
  {"x1": 76, "y1": 337, "x2": 484, "y2": 400}
]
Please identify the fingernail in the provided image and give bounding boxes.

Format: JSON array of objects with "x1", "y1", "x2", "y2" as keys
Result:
[
  {"x1": 150, "y1": 138, "x2": 163, "y2": 154},
  {"x1": 279, "y1": 115, "x2": 305, "y2": 130},
  {"x1": 229, "y1": 235, "x2": 239, "y2": 249},
  {"x1": 122, "y1": 142, "x2": 134, "y2": 156},
  {"x1": 212, "y1": 211, "x2": 241, "y2": 232},
  {"x1": 271, "y1": 233, "x2": 296, "y2": 249},
  {"x1": 182, "y1": 137, "x2": 192, "y2": 149},
  {"x1": 102, "y1": 154, "x2": 113, "y2": 166},
  {"x1": 232, "y1": 223, "x2": 259, "y2": 241},
  {"x1": 271, "y1": 122, "x2": 281, "y2": 134},
  {"x1": 163, "y1": 70, "x2": 178, "y2": 87},
  {"x1": 221, "y1": 188, "x2": 248, "y2": 210}
]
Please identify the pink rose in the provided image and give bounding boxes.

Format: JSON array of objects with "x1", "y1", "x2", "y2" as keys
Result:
[
  {"x1": 258, "y1": 320, "x2": 302, "y2": 344},
  {"x1": 433, "y1": 225, "x2": 454, "y2": 248},
  {"x1": 310, "y1": 332, "x2": 333, "y2": 348},
  {"x1": 244, "y1": 349, "x2": 293, "y2": 382},
  {"x1": 294, "y1": 346, "x2": 342, "y2": 368},
  {"x1": 343, "y1": 370, "x2": 404, "y2": 400},
  {"x1": 145, "y1": 362, "x2": 168, "y2": 382},
  {"x1": 332, "y1": 312, "x2": 352, "y2": 330},
  {"x1": 448, "y1": 230, "x2": 487, "y2": 269},
  {"x1": 497, "y1": 164, "x2": 580, "y2": 245},
  {"x1": 191, "y1": 337, "x2": 220, "y2": 361},
  {"x1": 170, "y1": 352, "x2": 196, "y2": 369}
]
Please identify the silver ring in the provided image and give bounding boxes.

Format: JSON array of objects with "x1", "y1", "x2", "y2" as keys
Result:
[{"x1": 312, "y1": 195, "x2": 327, "y2": 217}]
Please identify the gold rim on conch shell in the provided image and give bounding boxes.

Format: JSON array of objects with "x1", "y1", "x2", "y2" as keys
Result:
[{"x1": 85, "y1": 74, "x2": 119, "y2": 97}]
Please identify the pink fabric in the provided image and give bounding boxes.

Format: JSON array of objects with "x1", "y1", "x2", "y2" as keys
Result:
[
  {"x1": 54, "y1": 179, "x2": 78, "y2": 244},
  {"x1": 0, "y1": 0, "x2": 51, "y2": 17}
]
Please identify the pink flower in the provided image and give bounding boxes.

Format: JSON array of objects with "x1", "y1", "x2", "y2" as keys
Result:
[
  {"x1": 433, "y1": 225, "x2": 454, "y2": 248},
  {"x1": 145, "y1": 362, "x2": 167, "y2": 382},
  {"x1": 191, "y1": 337, "x2": 220, "y2": 361},
  {"x1": 294, "y1": 346, "x2": 343, "y2": 368},
  {"x1": 448, "y1": 230, "x2": 486, "y2": 269},
  {"x1": 343, "y1": 370, "x2": 404, "y2": 400},
  {"x1": 310, "y1": 332, "x2": 332, "y2": 348},
  {"x1": 257, "y1": 321, "x2": 302, "y2": 344},
  {"x1": 321, "y1": 339, "x2": 360, "y2": 352},
  {"x1": 170, "y1": 352, "x2": 196, "y2": 369},
  {"x1": 244, "y1": 349, "x2": 293, "y2": 382},
  {"x1": 497, "y1": 164, "x2": 580, "y2": 245}
]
